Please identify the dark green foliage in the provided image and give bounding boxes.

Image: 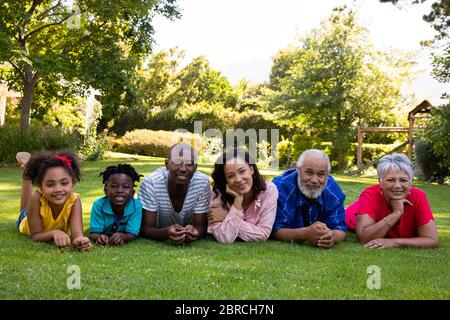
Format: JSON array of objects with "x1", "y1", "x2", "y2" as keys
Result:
[
  {"x1": 0, "y1": 0, "x2": 181, "y2": 132},
  {"x1": 424, "y1": 103, "x2": 450, "y2": 161},
  {"x1": 414, "y1": 102, "x2": 450, "y2": 183},
  {"x1": 415, "y1": 139, "x2": 450, "y2": 184},
  {"x1": 0, "y1": 125, "x2": 82, "y2": 165}
]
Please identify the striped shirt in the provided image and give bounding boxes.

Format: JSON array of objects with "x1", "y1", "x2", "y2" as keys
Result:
[
  {"x1": 271, "y1": 168, "x2": 346, "y2": 233},
  {"x1": 138, "y1": 167, "x2": 211, "y2": 228}
]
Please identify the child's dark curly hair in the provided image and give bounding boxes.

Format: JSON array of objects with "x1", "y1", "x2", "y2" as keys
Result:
[
  {"x1": 99, "y1": 164, "x2": 143, "y2": 186},
  {"x1": 24, "y1": 149, "x2": 82, "y2": 186}
]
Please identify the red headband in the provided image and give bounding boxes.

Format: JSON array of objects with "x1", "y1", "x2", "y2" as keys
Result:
[{"x1": 54, "y1": 155, "x2": 72, "y2": 169}]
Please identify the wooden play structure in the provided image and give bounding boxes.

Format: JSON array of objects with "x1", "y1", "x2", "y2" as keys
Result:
[{"x1": 349, "y1": 100, "x2": 432, "y2": 175}]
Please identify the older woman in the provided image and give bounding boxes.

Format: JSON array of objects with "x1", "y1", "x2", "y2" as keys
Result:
[
  {"x1": 346, "y1": 153, "x2": 439, "y2": 249},
  {"x1": 207, "y1": 148, "x2": 278, "y2": 243}
]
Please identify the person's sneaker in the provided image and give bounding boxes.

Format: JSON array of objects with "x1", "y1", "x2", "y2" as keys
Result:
[{"x1": 16, "y1": 152, "x2": 31, "y2": 169}]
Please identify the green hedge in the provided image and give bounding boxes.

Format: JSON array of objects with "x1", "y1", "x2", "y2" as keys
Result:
[
  {"x1": 0, "y1": 125, "x2": 82, "y2": 165},
  {"x1": 112, "y1": 129, "x2": 202, "y2": 158}
]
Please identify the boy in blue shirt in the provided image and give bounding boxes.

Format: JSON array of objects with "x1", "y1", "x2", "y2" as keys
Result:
[{"x1": 89, "y1": 164, "x2": 143, "y2": 245}]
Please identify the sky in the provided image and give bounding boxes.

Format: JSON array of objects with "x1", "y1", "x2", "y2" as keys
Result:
[{"x1": 152, "y1": 0, "x2": 449, "y2": 106}]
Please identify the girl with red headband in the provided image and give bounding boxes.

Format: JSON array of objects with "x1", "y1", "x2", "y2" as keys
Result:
[{"x1": 15, "y1": 150, "x2": 92, "y2": 251}]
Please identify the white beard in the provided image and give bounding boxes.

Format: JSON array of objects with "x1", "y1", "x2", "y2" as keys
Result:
[{"x1": 298, "y1": 176, "x2": 326, "y2": 199}]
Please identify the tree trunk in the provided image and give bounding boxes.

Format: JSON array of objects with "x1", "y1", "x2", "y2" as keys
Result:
[
  {"x1": 20, "y1": 65, "x2": 38, "y2": 133},
  {"x1": 20, "y1": 80, "x2": 33, "y2": 133},
  {"x1": 337, "y1": 147, "x2": 345, "y2": 171}
]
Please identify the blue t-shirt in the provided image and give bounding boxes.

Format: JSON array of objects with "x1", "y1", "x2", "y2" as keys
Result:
[
  {"x1": 271, "y1": 168, "x2": 346, "y2": 233},
  {"x1": 89, "y1": 196, "x2": 142, "y2": 236}
]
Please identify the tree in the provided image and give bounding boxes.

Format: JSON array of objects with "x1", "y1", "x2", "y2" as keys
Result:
[
  {"x1": 268, "y1": 7, "x2": 416, "y2": 170},
  {"x1": 381, "y1": 0, "x2": 449, "y2": 182},
  {"x1": 0, "y1": 0, "x2": 180, "y2": 132},
  {"x1": 139, "y1": 47, "x2": 184, "y2": 111},
  {"x1": 170, "y1": 55, "x2": 237, "y2": 108}
]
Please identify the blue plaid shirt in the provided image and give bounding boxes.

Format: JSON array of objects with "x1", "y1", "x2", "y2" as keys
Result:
[{"x1": 271, "y1": 168, "x2": 346, "y2": 233}]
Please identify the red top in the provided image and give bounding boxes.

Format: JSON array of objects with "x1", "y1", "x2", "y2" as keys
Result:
[{"x1": 345, "y1": 185, "x2": 434, "y2": 238}]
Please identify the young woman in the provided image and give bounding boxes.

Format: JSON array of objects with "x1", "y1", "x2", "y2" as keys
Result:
[{"x1": 208, "y1": 148, "x2": 278, "y2": 243}]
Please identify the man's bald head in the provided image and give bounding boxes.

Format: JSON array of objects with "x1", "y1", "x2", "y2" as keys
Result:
[{"x1": 167, "y1": 142, "x2": 198, "y2": 165}]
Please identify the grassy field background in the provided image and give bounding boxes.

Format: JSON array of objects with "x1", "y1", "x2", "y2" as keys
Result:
[{"x1": 0, "y1": 152, "x2": 449, "y2": 299}]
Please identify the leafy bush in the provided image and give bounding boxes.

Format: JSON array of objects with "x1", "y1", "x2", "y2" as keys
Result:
[
  {"x1": 415, "y1": 139, "x2": 450, "y2": 184},
  {"x1": 175, "y1": 102, "x2": 236, "y2": 132},
  {"x1": 0, "y1": 125, "x2": 82, "y2": 165},
  {"x1": 276, "y1": 139, "x2": 294, "y2": 168},
  {"x1": 113, "y1": 129, "x2": 202, "y2": 157},
  {"x1": 78, "y1": 128, "x2": 110, "y2": 161},
  {"x1": 110, "y1": 105, "x2": 151, "y2": 136},
  {"x1": 423, "y1": 102, "x2": 450, "y2": 161}
]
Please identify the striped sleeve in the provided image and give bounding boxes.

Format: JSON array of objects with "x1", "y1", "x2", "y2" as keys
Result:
[
  {"x1": 194, "y1": 180, "x2": 211, "y2": 214},
  {"x1": 138, "y1": 176, "x2": 158, "y2": 212}
]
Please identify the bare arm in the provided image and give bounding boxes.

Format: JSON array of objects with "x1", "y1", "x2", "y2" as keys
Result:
[
  {"x1": 393, "y1": 220, "x2": 439, "y2": 248},
  {"x1": 356, "y1": 213, "x2": 401, "y2": 244},
  {"x1": 192, "y1": 212, "x2": 207, "y2": 239},
  {"x1": 69, "y1": 196, "x2": 84, "y2": 240},
  {"x1": 364, "y1": 220, "x2": 439, "y2": 249},
  {"x1": 69, "y1": 197, "x2": 92, "y2": 251},
  {"x1": 27, "y1": 192, "x2": 70, "y2": 246},
  {"x1": 140, "y1": 209, "x2": 187, "y2": 244},
  {"x1": 140, "y1": 209, "x2": 171, "y2": 240},
  {"x1": 356, "y1": 198, "x2": 412, "y2": 244}
]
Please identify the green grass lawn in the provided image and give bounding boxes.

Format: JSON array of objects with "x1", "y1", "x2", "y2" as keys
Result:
[{"x1": 0, "y1": 152, "x2": 449, "y2": 299}]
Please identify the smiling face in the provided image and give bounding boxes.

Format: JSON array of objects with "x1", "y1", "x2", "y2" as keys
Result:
[
  {"x1": 297, "y1": 155, "x2": 328, "y2": 199},
  {"x1": 166, "y1": 145, "x2": 197, "y2": 186},
  {"x1": 380, "y1": 169, "x2": 412, "y2": 202},
  {"x1": 223, "y1": 157, "x2": 254, "y2": 196},
  {"x1": 40, "y1": 167, "x2": 74, "y2": 207},
  {"x1": 104, "y1": 173, "x2": 134, "y2": 208}
]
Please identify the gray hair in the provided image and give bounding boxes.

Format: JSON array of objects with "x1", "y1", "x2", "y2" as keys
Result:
[
  {"x1": 296, "y1": 149, "x2": 331, "y2": 172},
  {"x1": 377, "y1": 153, "x2": 414, "y2": 182}
]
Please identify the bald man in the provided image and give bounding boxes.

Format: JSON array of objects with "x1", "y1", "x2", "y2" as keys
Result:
[{"x1": 138, "y1": 143, "x2": 211, "y2": 245}]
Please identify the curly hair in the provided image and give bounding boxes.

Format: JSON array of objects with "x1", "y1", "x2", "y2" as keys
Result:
[
  {"x1": 24, "y1": 149, "x2": 82, "y2": 186},
  {"x1": 99, "y1": 164, "x2": 143, "y2": 186},
  {"x1": 211, "y1": 148, "x2": 267, "y2": 207}
]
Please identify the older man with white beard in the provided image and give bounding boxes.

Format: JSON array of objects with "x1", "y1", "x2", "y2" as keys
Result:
[{"x1": 271, "y1": 149, "x2": 346, "y2": 248}]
